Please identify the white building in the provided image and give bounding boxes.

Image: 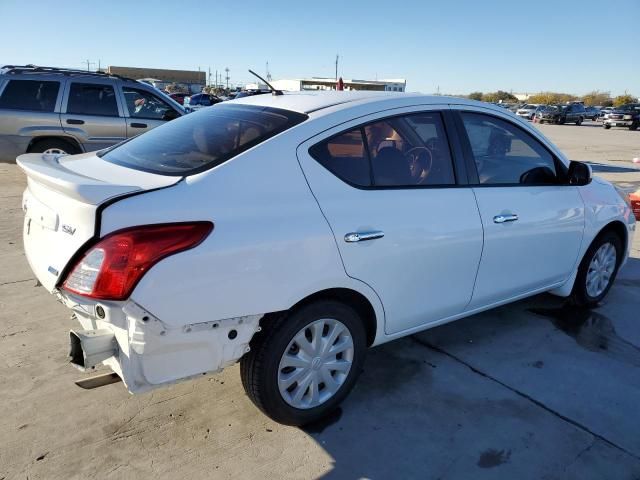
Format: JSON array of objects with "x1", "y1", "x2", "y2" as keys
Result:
[{"x1": 271, "y1": 77, "x2": 406, "y2": 92}]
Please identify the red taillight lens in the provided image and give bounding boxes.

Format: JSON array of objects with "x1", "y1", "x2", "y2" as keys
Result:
[{"x1": 63, "y1": 222, "x2": 213, "y2": 300}]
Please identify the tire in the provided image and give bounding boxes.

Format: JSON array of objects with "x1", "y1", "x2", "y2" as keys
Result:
[
  {"x1": 28, "y1": 138, "x2": 79, "y2": 155},
  {"x1": 603, "y1": 124, "x2": 611, "y2": 129},
  {"x1": 558, "y1": 117, "x2": 566, "y2": 125},
  {"x1": 571, "y1": 231, "x2": 622, "y2": 307},
  {"x1": 240, "y1": 300, "x2": 367, "y2": 426},
  {"x1": 629, "y1": 122, "x2": 638, "y2": 131},
  {"x1": 576, "y1": 117, "x2": 582, "y2": 126}
]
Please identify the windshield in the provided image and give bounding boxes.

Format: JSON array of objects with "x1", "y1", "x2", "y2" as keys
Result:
[{"x1": 102, "y1": 104, "x2": 307, "y2": 175}]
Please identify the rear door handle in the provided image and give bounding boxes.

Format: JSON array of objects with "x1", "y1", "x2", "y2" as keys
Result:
[
  {"x1": 66, "y1": 119, "x2": 84, "y2": 125},
  {"x1": 493, "y1": 214, "x2": 518, "y2": 224},
  {"x1": 344, "y1": 231, "x2": 385, "y2": 243},
  {"x1": 130, "y1": 122, "x2": 148, "y2": 129}
]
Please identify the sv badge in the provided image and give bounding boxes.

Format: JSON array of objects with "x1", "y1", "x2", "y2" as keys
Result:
[{"x1": 61, "y1": 224, "x2": 76, "y2": 236}]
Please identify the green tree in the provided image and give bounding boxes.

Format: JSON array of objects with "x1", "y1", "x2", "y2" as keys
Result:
[
  {"x1": 527, "y1": 92, "x2": 576, "y2": 105},
  {"x1": 482, "y1": 90, "x2": 517, "y2": 103},
  {"x1": 581, "y1": 90, "x2": 612, "y2": 106},
  {"x1": 468, "y1": 91, "x2": 483, "y2": 101},
  {"x1": 613, "y1": 94, "x2": 638, "y2": 107}
]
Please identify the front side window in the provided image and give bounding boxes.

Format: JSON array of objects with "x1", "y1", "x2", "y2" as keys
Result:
[
  {"x1": 123, "y1": 87, "x2": 175, "y2": 120},
  {"x1": 0, "y1": 80, "x2": 59, "y2": 112},
  {"x1": 461, "y1": 112, "x2": 558, "y2": 185},
  {"x1": 102, "y1": 104, "x2": 307, "y2": 175},
  {"x1": 67, "y1": 83, "x2": 118, "y2": 116},
  {"x1": 310, "y1": 112, "x2": 455, "y2": 187}
]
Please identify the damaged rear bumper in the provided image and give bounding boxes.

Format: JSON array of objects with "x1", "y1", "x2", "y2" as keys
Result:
[{"x1": 60, "y1": 291, "x2": 262, "y2": 393}]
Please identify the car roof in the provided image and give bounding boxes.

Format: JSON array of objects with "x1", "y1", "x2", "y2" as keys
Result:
[{"x1": 228, "y1": 91, "x2": 481, "y2": 115}]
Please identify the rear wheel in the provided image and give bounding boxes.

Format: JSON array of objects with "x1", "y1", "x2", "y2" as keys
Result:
[
  {"x1": 28, "y1": 138, "x2": 79, "y2": 155},
  {"x1": 240, "y1": 300, "x2": 367, "y2": 425},
  {"x1": 603, "y1": 124, "x2": 611, "y2": 129},
  {"x1": 576, "y1": 116, "x2": 583, "y2": 126},
  {"x1": 571, "y1": 231, "x2": 622, "y2": 307}
]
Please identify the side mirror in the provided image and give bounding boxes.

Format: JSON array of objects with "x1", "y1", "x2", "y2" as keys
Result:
[
  {"x1": 568, "y1": 161, "x2": 592, "y2": 186},
  {"x1": 162, "y1": 109, "x2": 180, "y2": 121}
]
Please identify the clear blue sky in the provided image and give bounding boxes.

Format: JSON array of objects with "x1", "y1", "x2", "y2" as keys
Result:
[{"x1": 1, "y1": 0, "x2": 637, "y2": 96}]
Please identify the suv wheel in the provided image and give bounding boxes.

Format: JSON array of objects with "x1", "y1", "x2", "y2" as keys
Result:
[
  {"x1": 576, "y1": 116, "x2": 583, "y2": 126},
  {"x1": 603, "y1": 124, "x2": 611, "y2": 129},
  {"x1": 29, "y1": 138, "x2": 79, "y2": 156},
  {"x1": 571, "y1": 231, "x2": 622, "y2": 307},
  {"x1": 240, "y1": 300, "x2": 367, "y2": 425},
  {"x1": 629, "y1": 122, "x2": 638, "y2": 131}
]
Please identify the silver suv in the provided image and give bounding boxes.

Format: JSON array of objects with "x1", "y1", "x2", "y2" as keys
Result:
[{"x1": 0, "y1": 65, "x2": 185, "y2": 162}]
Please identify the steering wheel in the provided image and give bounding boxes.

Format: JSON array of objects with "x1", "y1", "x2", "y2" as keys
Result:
[{"x1": 404, "y1": 146, "x2": 433, "y2": 184}]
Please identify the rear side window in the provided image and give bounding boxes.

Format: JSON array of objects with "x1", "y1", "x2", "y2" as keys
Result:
[
  {"x1": 67, "y1": 83, "x2": 118, "y2": 116},
  {"x1": 310, "y1": 112, "x2": 455, "y2": 187},
  {"x1": 309, "y1": 130, "x2": 371, "y2": 186},
  {"x1": 0, "y1": 80, "x2": 59, "y2": 112},
  {"x1": 101, "y1": 104, "x2": 307, "y2": 175}
]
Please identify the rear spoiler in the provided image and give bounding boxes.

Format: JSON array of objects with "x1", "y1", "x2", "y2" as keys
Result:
[{"x1": 17, "y1": 153, "x2": 141, "y2": 205}]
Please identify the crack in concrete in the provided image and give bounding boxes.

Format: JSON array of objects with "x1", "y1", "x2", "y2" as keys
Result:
[
  {"x1": 0, "y1": 278, "x2": 35, "y2": 286},
  {"x1": 562, "y1": 438, "x2": 597, "y2": 474},
  {"x1": 410, "y1": 335, "x2": 640, "y2": 462}
]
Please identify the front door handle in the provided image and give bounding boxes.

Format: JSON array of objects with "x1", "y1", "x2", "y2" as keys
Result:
[
  {"x1": 130, "y1": 122, "x2": 148, "y2": 129},
  {"x1": 344, "y1": 231, "x2": 385, "y2": 243},
  {"x1": 493, "y1": 214, "x2": 519, "y2": 224},
  {"x1": 66, "y1": 119, "x2": 85, "y2": 125}
]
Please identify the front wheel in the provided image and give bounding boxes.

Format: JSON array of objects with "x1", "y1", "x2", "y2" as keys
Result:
[
  {"x1": 240, "y1": 300, "x2": 367, "y2": 425},
  {"x1": 571, "y1": 231, "x2": 622, "y2": 307},
  {"x1": 576, "y1": 116, "x2": 583, "y2": 126},
  {"x1": 603, "y1": 124, "x2": 611, "y2": 129},
  {"x1": 629, "y1": 122, "x2": 638, "y2": 131}
]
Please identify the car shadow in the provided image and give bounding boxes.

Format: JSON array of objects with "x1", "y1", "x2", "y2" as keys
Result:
[{"x1": 303, "y1": 257, "x2": 640, "y2": 479}]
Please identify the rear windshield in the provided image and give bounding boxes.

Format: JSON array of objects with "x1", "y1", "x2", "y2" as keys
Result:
[{"x1": 101, "y1": 104, "x2": 307, "y2": 175}]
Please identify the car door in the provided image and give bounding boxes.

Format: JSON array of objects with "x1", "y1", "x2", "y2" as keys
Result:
[
  {"x1": 61, "y1": 79, "x2": 126, "y2": 151},
  {"x1": 454, "y1": 108, "x2": 585, "y2": 309},
  {"x1": 0, "y1": 77, "x2": 64, "y2": 161},
  {"x1": 297, "y1": 107, "x2": 484, "y2": 335},
  {"x1": 120, "y1": 86, "x2": 181, "y2": 137}
]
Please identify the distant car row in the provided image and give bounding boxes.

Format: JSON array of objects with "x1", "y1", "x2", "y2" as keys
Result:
[
  {"x1": 505, "y1": 102, "x2": 639, "y2": 130},
  {"x1": 168, "y1": 89, "x2": 272, "y2": 110}
]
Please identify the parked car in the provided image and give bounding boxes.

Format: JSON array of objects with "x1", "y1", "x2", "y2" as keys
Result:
[
  {"x1": 17, "y1": 92, "x2": 634, "y2": 425},
  {"x1": 584, "y1": 106, "x2": 600, "y2": 121},
  {"x1": 0, "y1": 65, "x2": 185, "y2": 161},
  {"x1": 602, "y1": 103, "x2": 640, "y2": 130},
  {"x1": 630, "y1": 188, "x2": 640, "y2": 219},
  {"x1": 169, "y1": 92, "x2": 190, "y2": 105},
  {"x1": 599, "y1": 106, "x2": 615, "y2": 118},
  {"x1": 185, "y1": 93, "x2": 222, "y2": 111},
  {"x1": 536, "y1": 104, "x2": 585, "y2": 125},
  {"x1": 516, "y1": 104, "x2": 541, "y2": 120}
]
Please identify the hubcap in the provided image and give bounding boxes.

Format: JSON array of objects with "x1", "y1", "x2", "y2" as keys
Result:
[
  {"x1": 586, "y1": 242, "x2": 617, "y2": 298},
  {"x1": 278, "y1": 318, "x2": 354, "y2": 409},
  {"x1": 43, "y1": 147, "x2": 68, "y2": 155}
]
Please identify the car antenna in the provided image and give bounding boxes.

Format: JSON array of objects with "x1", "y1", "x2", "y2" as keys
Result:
[{"x1": 248, "y1": 69, "x2": 283, "y2": 96}]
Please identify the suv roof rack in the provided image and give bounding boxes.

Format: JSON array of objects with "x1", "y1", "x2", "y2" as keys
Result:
[{"x1": 0, "y1": 64, "x2": 138, "y2": 82}]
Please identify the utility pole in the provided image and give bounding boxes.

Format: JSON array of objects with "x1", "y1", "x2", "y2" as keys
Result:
[
  {"x1": 335, "y1": 54, "x2": 339, "y2": 80},
  {"x1": 225, "y1": 67, "x2": 230, "y2": 90},
  {"x1": 266, "y1": 61, "x2": 272, "y2": 82},
  {"x1": 208, "y1": 67, "x2": 211, "y2": 88},
  {"x1": 83, "y1": 59, "x2": 95, "y2": 72}
]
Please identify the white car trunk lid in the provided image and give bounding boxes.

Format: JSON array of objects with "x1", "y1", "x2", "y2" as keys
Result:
[{"x1": 18, "y1": 152, "x2": 180, "y2": 292}]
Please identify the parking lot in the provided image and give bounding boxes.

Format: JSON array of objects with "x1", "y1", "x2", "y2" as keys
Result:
[{"x1": 1, "y1": 122, "x2": 639, "y2": 480}]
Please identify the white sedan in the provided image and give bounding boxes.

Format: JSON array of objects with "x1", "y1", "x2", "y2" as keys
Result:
[{"x1": 18, "y1": 91, "x2": 636, "y2": 425}]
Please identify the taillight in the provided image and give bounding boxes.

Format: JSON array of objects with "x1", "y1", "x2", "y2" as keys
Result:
[{"x1": 62, "y1": 222, "x2": 213, "y2": 300}]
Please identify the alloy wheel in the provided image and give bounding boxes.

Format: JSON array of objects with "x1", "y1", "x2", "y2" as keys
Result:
[{"x1": 586, "y1": 242, "x2": 617, "y2": 298}]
